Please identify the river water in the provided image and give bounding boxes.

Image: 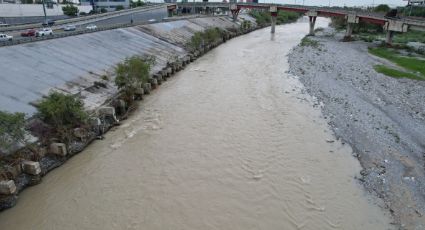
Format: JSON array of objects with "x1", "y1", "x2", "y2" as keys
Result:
[{"x1": 0, "y1": 18, "x2": 392, "y2": 230}]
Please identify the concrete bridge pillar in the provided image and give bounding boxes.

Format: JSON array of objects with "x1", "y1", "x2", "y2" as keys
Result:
[
  {"x1": 306, "y1": 11, "x2": 317, "y2": 36},
  {"x1": 385, "y1": 31, "x2": 394, "y2": 46},
  {"x1": 270, "y1": 6, "x2": 278, "y2": 34},
  {"x1": 230, "y1": 4, "x2": 239, "y2": 22},
  {"x1": 383, "y1": 19, "x2": 408, "y2": 46},
  {"x1": 343, "y1": 13, "x2": 359, "y2": 41}
]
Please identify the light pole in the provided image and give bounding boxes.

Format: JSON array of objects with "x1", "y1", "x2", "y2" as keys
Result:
[{"x1": 41, "y1": 0, "x2": 47, "y2": 25}]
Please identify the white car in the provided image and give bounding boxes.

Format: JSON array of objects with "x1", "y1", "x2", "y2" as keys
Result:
[
  {"x1": 148, "y1": 19, "x2": 156, "y2": 23},
  {"x1": 63, "y1": 25, "x2": 76, "y2": 31},
  {"x1": 86, "y1": 24, "x2": 97, "y2": 30},
  {"x1": 0, "y1": 34, "x2": 13, "y2": 42},
  {"x1": 36, "y1": 28, "x2": 53, "y2": 37}
]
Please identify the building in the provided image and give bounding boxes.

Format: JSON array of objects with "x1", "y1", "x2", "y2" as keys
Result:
[
  {"x1": 407, "y1": 0, "x2": 425, "y2": 5},
  {"x1": 80, "y1": 0, "x2": 130, "y2": 11}
]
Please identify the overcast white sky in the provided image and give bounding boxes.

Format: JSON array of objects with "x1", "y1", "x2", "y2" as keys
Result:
[{"x1": 261, "y1": 0, "x2": 407, "y2": 7}]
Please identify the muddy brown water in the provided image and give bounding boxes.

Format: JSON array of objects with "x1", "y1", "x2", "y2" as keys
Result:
[{"x1": 0, "y1": 18, "x2": 393, "y2": 230}]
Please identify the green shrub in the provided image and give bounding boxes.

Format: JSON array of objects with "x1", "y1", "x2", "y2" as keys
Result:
[
  {"x1": 62, "y1": 4, "x2": 79, "y2": 16},
  {"x1": 114, "y1": 56, "x2": 154, "y2": 102},
  {"x1": 373, "y1": 4, "x2": 391, "y2": 13},
  {"x1": 0, "y1": 111, "x2": 26, "y2": 154},
  {"x1": 37, "y1": 92, "x2": 88, "y2": 131},
  {"x1": 187, "y1": 28, "x2": 226, "y2": 51},
  {"x1": 100, "y1": 8, "x2": 107, "y2": 13},
  {"x1": 116, "y1": 5, "x2": 124, "y2": 11}
]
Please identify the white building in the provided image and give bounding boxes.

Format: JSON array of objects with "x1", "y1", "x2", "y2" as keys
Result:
[{"x1": 80, "y1": 0, "x2": 130, "y2": 11}]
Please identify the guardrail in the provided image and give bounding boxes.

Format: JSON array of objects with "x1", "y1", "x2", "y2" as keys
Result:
[
  {"x1": 0, "y1": 14, "x2": 210, "y2": 48},
  {"x1": 0, "y1": 4, "x2": 169, "y2": 33}
]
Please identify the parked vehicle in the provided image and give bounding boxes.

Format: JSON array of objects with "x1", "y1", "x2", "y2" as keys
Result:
[
  {"x1": 148, "y1": 19, "x2": 156, "y2": 23},
  {"x1": 21, "y1": 29, "x2": 37, "y2": 37},
  {"x1": 36, "y1": 28, "x2": 53, "y2": 37},
  {"x1": 0, "y1": 34, "x2": 13, "y2": 42},
  {"x1": 86, "y1": 24, "x2": 97, "y2": 30},
  {"x1": 63, "y1": 25, "x2": 76, "y2": 31},
  {"x1": 42, "y1": 19, "x2": 55, "y2": 27}
]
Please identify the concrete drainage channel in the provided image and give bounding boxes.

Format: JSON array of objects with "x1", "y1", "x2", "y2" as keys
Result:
[{"x1": 0, "y1": 22, "x2": 261, "y2": 211}]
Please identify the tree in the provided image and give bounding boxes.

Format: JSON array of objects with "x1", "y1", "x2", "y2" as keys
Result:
[
  {"x1": 0, "y1": 111, "x2": 26, "y2": 155},
  {"x1": 374, "y1": 4, "x2": 391, "y2": 13},
  {"x1": 37, "y1": 92, "x2": 88, "y2": 130},
  {"x1": 62, "y1": 4, "x2": 79, "y2": 16},
  {"x1": 114, "y1": 56, "x2": 154, "y2": 102}
]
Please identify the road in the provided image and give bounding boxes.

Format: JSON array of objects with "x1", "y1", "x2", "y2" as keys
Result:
[{"x1": 0, "y1": 7, "x2": 167, "y2": 43}]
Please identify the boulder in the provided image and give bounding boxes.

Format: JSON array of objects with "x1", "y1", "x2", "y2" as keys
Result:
[
  {"x1": 50, "y1": 143, "x2": 67, "y2": 156},
  {"x1": 21, "y1": 160, "x2": 41, "y2": 175},
  {"x1": 0, "y1": 180, "x2": 16, "y2": 195}
]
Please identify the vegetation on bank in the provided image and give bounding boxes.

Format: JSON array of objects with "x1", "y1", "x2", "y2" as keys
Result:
[
  {"x1": 369, "y1": 47, "x2": 425, "y2": 77},
  {"x1": 115, "y1": 55, "x2": 154, "y2": 104},
  {"x1": 373, "y1": 65, "x2": 425, "y2": 81},
  {"x1": 369, "y1": 47, "x2": 425, "y2": 80},
  {"x1": 37, "y1": 92, "x2": 89, "y2": 143},
  {"x1": 249, "y1": 10, "x2": 301, "y2": 27},
  {"x1": 300, "y1": 37, "x2": 320, "y2": 48},
  {"x1": 0, "y1": 111, "x2": 26, "y2": 155},
  {"x1": 187, "y1": 28, "x2": 228, "y2": 52}
]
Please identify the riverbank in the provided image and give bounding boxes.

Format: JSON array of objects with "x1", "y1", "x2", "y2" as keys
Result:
[{"x1": 288, "y1": 28, "x2": 425, "y2": 229}]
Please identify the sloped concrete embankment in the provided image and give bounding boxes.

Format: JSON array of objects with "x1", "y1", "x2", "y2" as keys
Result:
[
  {"x1": 0, "y1": 15, "x2": 258, "y2": 211},
  {"x1": 288, "y1": 31, "x2": 425, "y2": 229}
]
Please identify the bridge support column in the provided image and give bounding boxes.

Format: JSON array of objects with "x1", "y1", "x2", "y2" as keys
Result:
[
  {"x1": 230, "y1": 4, "x2": 239, "y2": 22},
  {"x1": 270, "y1": 6, "x2": 278, "y2": 34},
  {"x1": 385, "y1": 30, "x2": 394, "y2": 46},
  {"x1": 344, "y1": 23, "x2": 354, "y2": 41},
  {"x1": 306, "y1": 11, "x2": 318, "y2": 36},
  {"x1": 343, "y1": 13, "x2": 359, "y2": 41},
  {"x1": 383, "y1": 19, "x2": 408, "y2": 46}
]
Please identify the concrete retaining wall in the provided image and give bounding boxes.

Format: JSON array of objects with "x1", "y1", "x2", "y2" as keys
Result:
[{"x1": 0, "y1": 15, "x2": 255, "y2": 115}]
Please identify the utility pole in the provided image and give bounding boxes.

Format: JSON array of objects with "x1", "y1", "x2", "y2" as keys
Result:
[{"x1": 41, "y1": 0, "x2": 47, "y2": 25}]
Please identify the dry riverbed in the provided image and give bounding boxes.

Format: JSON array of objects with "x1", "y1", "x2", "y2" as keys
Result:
[{"x1": 288, "y1": 28, "x2": 425, "y2": 229}]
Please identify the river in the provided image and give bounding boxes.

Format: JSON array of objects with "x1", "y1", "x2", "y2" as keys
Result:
[{"x1": 0, "y1": 18, "x2": 393, "y2": 230}]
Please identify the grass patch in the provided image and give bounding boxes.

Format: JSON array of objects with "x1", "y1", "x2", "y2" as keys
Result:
[
  {"x1": 300, "y1": 37, "x2": 320, "y2": 48},
  {"x1": 369, "y1": 47, "x2": 425, "y2": 77},
  {"x1": 374, "y1": 65, "x2": 425, "y2": 81},
  {"x1": 393, "y1": 30, "x2": 425, "y2": 44}
]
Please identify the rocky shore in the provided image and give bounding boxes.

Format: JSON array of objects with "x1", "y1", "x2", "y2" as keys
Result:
[{"x1": 288, "y1": 29, "x2": 425, "y2": 229}]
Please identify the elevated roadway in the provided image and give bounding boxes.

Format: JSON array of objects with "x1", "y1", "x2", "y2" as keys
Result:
[{"x1": 177, "y1": 2, "x2": 425, "y2": 44}]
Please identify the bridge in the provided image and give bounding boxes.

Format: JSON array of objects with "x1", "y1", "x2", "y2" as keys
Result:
[{"x1": 175, "y1": 2, "x2": 425, "y2": 45}]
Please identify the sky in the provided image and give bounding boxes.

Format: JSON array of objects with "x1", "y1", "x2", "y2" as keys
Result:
[{"x1": 253, "y1": 0, "x2": 408, "y2": 7}]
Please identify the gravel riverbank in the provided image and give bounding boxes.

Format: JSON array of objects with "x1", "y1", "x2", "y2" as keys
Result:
[{"x1": 288, "y1": 29, "x2": 425, "y2": 229}]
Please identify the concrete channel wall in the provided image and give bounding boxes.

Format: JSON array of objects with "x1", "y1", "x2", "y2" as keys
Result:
[{"x1": 0, "y1": 15, "x2": 254, "y2": 115}]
